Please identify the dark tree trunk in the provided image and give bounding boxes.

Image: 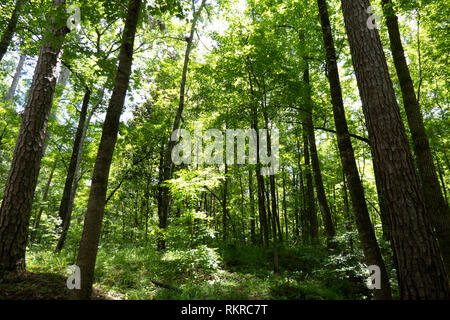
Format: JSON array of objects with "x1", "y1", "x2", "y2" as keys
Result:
[
  {"x1": 75, "y1": 0, "x2": 141, "y2": 299},
  {"x1": 317, "y1": 0, "x2": 392, "y2": 298},
  {"x1": 282, "y1": 167, "x2": 288, "y2": 241},
  {"x1": 55, "y1": 88, "x2": 91, "y2": 251},
  {"x1": 249, "y1": 168, "x2": 256, "y2": 244},
  {"x1": 382, "y1": 0, "x2": 450, "y2": 275},
  {"x1": 248, "y1": 65, "x2": 269, "y2": 248},
  {"x1": 0, "y1": 0, "x2": 25, "y2": 62},
  {"x1": 341, "y1": 0, "x2": 449, "y2": 299},
  {"x1": 0, "y1": 0, "x2": 68, "y2": 275},
  {"x1": 222, "y1": 163, "x2": 228, "y2": 242},
  {"x1": 303, "y1": 65, "x2": 335, "y2": 246},
  {"x1": 302, "y1": 126, "x2": 318, "y2": 244}
]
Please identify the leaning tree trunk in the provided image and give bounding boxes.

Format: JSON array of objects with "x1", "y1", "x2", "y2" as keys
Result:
[
  {"x1": 75, "y1": 0, "x2": 141, "y2": 299},
  {"x1": 317, "y1": 0, "x2": 392, "y2": 299},
  {"x1": 157, "y1": 0, "x2": 207, "y2": 250},
  {"x1": 0, "y1": 0, "x2": 26, "y2": 62},
  {"x1": 55, "y1": 88, "x2": 91, "y2": 251},
  {"x1": 0, "y1": 0, "x2": 68, "y2": 275},
  {"x1": 381, "y1": 0, "x2": 450, "y2": 275},
  {"x1": 341, "y1": 0, "x2": 450, "y2": 299}
]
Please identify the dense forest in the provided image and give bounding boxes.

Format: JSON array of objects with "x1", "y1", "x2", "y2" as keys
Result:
[{"x1": 0, "y1": 0, "x2": 448, "y2": 301}]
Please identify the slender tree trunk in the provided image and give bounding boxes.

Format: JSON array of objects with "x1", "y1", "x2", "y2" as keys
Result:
[
  {"x1": 342, "y1": 171, "x2": 353, "y2": 252},
  {"x1": 7, "y1": 54, "x2": 26, "y2": 101},
  {"x1": 0, "y1": 0, "x2": 68, "y2": 275},
  {"x1": 249, "y1": 168, "x2": 256, "y2": 244},
  {"x1": 282, "y1": 167, "x2": 288, "y2": 241},
  {"x1": 157, "y1": 0, "x2": 206, "y2": 250},
  {"x1": 0, "y1": 0, "x2": 25, "y2": 62},
  {"x1": 295, "y1": 136, "x2": 306, "y2": 242},
  {"x1": 263, "y1": 110, "x2": 279, "y2": 271},
  {"x1": 436, "y1": 157, "x2": 448, "y2": 206},
  {"x1": 222, "y1": 163, "x2": 228, "y2": 242},
  {"x1": 29, "y1": 160, "x2": 57, "y2": 243},
  {"x1": 303, "y1": 66, "x2": 335, "y2": 246},
  {"x1": 382, "y1": 0, "x2": 450, "y2": 275},
  {"x1": 317, "y1": 0, "x2": 392, "y2": 298},
  {"x1": 55, "y1": 88, "x2": 91, "y2": 251},
  {"x1": 248, "y1": 66, "x2": 269, "y2": 248},
  {"x1": 302, "y1": 126, "x2": 318, "y2": 244},
  {"x1": 341, "y1": 0, "x2": 449, "y2": 299},
  {"x1": 75, "y1": 0, "x2": 141, "y2": 299}
]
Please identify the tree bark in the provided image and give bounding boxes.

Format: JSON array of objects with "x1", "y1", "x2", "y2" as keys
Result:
[
  {"x1": 317, "y1": 0, "x2": 391, "y2": 298},
  {"x1": 0, "y1": 0, "x2": 68, "y2": 275},
  {"x1": 0, "y1": 0, "x2": 25, "y2": 62},
  {"x1": 381, "y1": 0, "x2": 450, "y2": 275},
  {"x1": 75, "y1": 0, "x2": 141, "y2": 299},
  {"x1": 341, "y1": 0, "x2": 449, "y2": 299}
]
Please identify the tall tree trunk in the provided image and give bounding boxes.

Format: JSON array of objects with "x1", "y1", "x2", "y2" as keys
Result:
[
  {"x1": 157, "y1": 0, "x2": 206, "y2": 250},
  {"x1": 7, "y1": 54, "x2": 26, "y2": 101},
  {"x1": 340, "y1": 0, "x2": 449, "y2": 299},
  {"x1": 282, "y1": 167, "x2": 288, "y2": 241},
  {"x1": 0, "y1": 0, "x2": 25, "y2": 62},
  {"x1": 436, "y1": 157, "x2": 448, "y2": 206},
  {"x1": 222, "y1": 163, "x2": 228, "y2": 242},
  {"x1": 342, "y1": 171, "x2": 353, "y2": 252},
  {"x1": 248, "y1": 65, "x2": 269, "y2": 248},
  {"x1": 29, "y1": 160, "x2": 57, "y2": 243},
  {"x1": 75, "y1": 0, "x2": 141, "y2": 299},
  {"x1": 317, "y1": 0, "x2": 391, "y2": 298},
  {"x1": 262, "y1": 110, "x2": 279, "y2": 271},
  {"x1": 55, "y1": 87, "x2": 91, "y2": 251},
  {"x1": 302, "y1": 126, "x2": 318, "y2": 244},
  {"x1": 303, "y1": 66, "x2": 335, "y2": 246},
  {"x1": 0, "y1": 0, "x2": 68, "y2": 275},
  {"x1": 382, "y1": 0, "x2": 450, "y2": 275},
  {"x1": 249, "y1": 168, "x2": 256, "y2": 244}
]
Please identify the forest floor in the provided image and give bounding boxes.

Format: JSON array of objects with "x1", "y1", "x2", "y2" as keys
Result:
[{"x1": 0, "y1": 242, "x2": 392, "y2": 300}]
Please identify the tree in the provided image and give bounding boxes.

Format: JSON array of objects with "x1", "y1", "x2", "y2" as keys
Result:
[
  {"x1": 55, "y1": 87, "x2": 90, "y2": 251},
  {"x1": 157, "y1": 0, "x2": 207, "y2": 250},
  {"x1": 75, "y1": 0, "x2": 142, "y2": 299},
  {"x1": 381, "y1": 0, "x2": 450, "y2": 275},
  {"x1": 340, "y1": 0, "x2": 449, "y2": 299},
  {"x1": 316, "y1": 0, "x2": 391, "y2": 299},
  {"x1": 0, "y1": 0, "x2": 69, "y2": 275},
  {"x1": 0, "y1": 0, "x2": 25, "y2": 62}
]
